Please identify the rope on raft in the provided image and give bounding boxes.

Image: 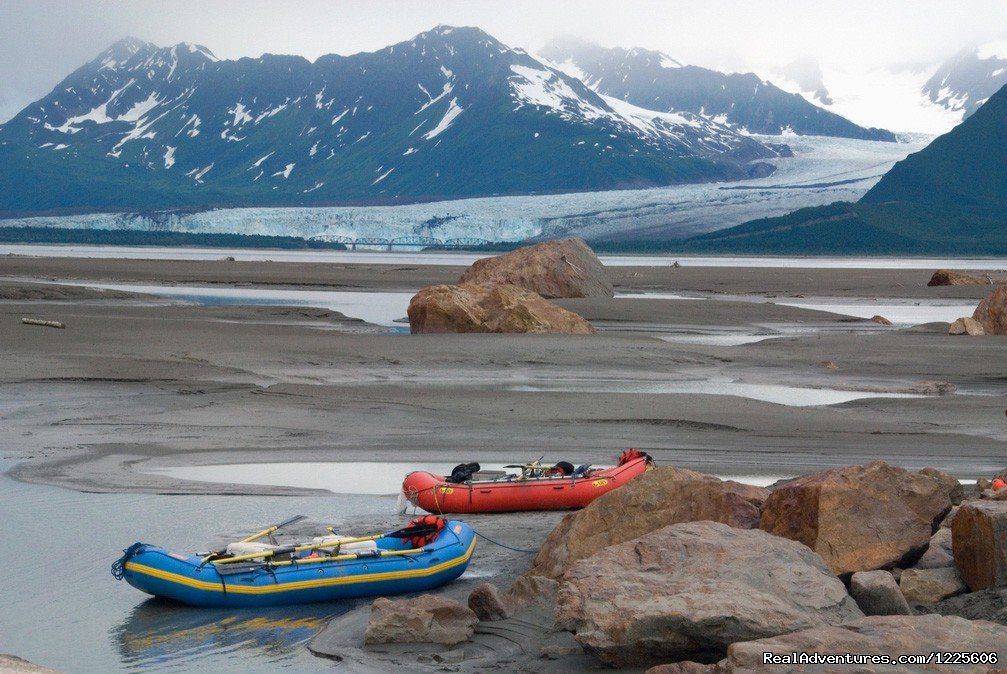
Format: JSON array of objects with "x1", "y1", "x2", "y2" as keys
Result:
[{"x1": 111, "y1": 542, "x2": 146, "y2": 580}]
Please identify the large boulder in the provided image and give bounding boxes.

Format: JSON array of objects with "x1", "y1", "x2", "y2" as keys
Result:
[
  {"x1": 949, "y1": 316, "x2": 986, "y2": 335},
  {"x1": 527, "y1": 467, "x2": 769, "y2": 579},
  {"x1": 928, "y1": 269, "x2": 991, "y2": 286},
  {"x1": 850, "y1": 570, "x2": 912, "y2": 616},
  {"x1": 952, "y1": 501, "x2": 1007, "y2": 591},
  {"x1": 555, "y1": 521, "x2": 863, "y2": 667},
  {"x1": 759, "y1": 461, "x2": 952, "y2": 575},
  {"x1": 718, "y1": 615, "x2": 1007, "y2": 673},
  {"x1": 916, "y1": 528, "x2": 955, "y2": 569},
  {"x1": 364, "y1": 595, "x2": 478, "y2": 646},
  {"x1": 973, "y1": 284, "x2": 1007, "y2": 335},
  {"x1": 407, "y1": 283, "x2": 595, "y2": 334},
  {"x1": 458, "y1": 238, "x2": 613, "y2": 299},
  {"x1": 900, "y1": 567, "x2": 967, "y2": 603},
  {"x1": 468, "y1": 582, "x2": 510, "y2": 622},
  {"x1": 919, "y1": 467, "x2": 966, "y2": 505},
  {"x1": 920, "y1": 587, "x2": 1007, "y2": 624}
]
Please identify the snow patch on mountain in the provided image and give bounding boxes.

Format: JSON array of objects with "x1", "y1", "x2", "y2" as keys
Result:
[{"x1": 422, "y1": 98, "x2": 464, "y2": 139}]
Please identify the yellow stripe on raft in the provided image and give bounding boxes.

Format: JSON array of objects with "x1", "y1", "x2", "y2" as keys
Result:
[{"x1": 123, "y1": 538, "x2": 476, "y2": 595}]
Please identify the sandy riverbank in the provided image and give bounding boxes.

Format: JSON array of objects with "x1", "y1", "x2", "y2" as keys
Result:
[{"x1": 2, "y1": 257, "x2": 1005, "y2": 497}]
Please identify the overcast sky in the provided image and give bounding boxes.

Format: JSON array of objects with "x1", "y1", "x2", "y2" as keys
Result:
[{"x1": 2, "y1": 0, "x2": 1006, "y2": 128}]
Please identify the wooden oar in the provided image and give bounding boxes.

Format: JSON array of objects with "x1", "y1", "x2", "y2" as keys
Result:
[{"x1": 211, "y1": 521, "x2": 443, "y2": 565}]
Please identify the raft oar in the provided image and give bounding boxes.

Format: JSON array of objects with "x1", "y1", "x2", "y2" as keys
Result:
[
  {"x1": 211, "y1": 521, "x2": 443, "y2": 565},
  {"x1": 268, "y1": 547, "x2": 427, "y2": 567},
  {"x1": 200, "y1": 514, "x2": 307, "y2": 563},
  {"x1": 242, "y1": 514, "x2": 307, "y2": 543}
]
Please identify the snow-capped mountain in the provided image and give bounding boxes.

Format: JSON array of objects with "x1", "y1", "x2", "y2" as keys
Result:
[
  {"x1": 540, "y1": 37, "x2": 895, "y2": 142},
  {"x1": 0, "y1": 26, "x2": 787, "y2": 215},
  {"x1": 922, "y1": 41, "x2": 1007, "y2": 120}
]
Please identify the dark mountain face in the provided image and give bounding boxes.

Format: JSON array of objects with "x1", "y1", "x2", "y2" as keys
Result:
[
  {"x1": 923, "y1": 45, "x2": 1007, "y2": 120},
  {"x1": 540, "y1": 37, "x2": 895, "y2": 142},
  {"x1": 862, "y1": 78, "x2": 1007, "y2": 211},
  {"x1": 0, "y1": 26, "x2": 786, "y2": 215},
  {"x1": 676, "y1": 81, "x2": 1007, "y2": 255}
]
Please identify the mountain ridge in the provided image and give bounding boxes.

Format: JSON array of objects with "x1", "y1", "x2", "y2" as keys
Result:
[
  {"x1": 0, "y1": 25, "x2": 786, "y2": 216},
  {"x1": 540, "y1": 37, "x2": 896, "y2": 142}
]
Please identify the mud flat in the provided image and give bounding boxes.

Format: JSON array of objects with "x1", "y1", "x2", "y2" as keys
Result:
[{"x1": 2, "y1": 256, "x2": 1006, "y2": 671}]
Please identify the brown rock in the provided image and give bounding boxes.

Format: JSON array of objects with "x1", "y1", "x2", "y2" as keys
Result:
[
  {"x1": 407, "y1": 283, "x2": 595, "y2": 334},
  {"x1": 527, "y1": 467, "x2": 769, "y2": 579},
  {"x1": 504, "y1": 574, "x2": 559, "y2": 611},
  {"x1": 850, "y1": 570, "x2": 912, "y2": 616},
  {"x1": 647, "y1": 663, "x2": 717, "y2": 674},
  {"x1": 871, "y1": 314, "x2": 893, "y2": 325},
  {"x1": 556, "y1": 521, "x2": 863, "y2": 667},
  {"x1": 900, "y1": 566, "x2": 967, "y2": 602},
  {"x1": 759, "y1": 461, "x2": 952, "y2": 575},
  {"x1": 949, "y1": 316, "x2": 986, "y2": 335},
  {"x1": 952, "y1": 501, "x2": 1007, "y2": 591},
  {"x1": 919, "y1": 467, "x2": 966, "y2": 505},
  {"x1": 928, "y1": 269, "x2": 991, "y2": 286},
  {"x1": 467, "y1": 582, "x2": 510, "y2": 622},
  {"x1": 973, "y1": 284, "x2": 1007, "y2": 334},
  {"x1": 364, "y1": 594, "x2": 478, "y2": 646},
  {"x1": 721, "y1": 615, "x2": 1007, "y2": 673},
  {"x1": 458, "y1": 238, "x2": 613, "y2": 298},
  {"x1": 941, "y1": 505, "x2": 960, "y2": 528},
  {"x1": 908, "y1": 379, "x2": 957, "y2": 395},
  {"x1": 0, "y1": 655, "x2": 62, "y2": 673},
  {"x1": 916, "y1": 528, "x2": 955, "y2": 569}
]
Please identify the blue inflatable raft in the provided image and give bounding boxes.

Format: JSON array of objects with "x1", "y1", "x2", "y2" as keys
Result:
[{"x1": 112, "y1": 517, "x2": 476, "y2": 608}]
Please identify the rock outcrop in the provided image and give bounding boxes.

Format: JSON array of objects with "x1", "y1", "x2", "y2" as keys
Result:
[
  {"x1": 919, "y1": 467, "x2": 966, "y2": 505},
  {"x1": 900, "y1": 567, "x2": 967, "y2": 603},
  {"x1": 928, "y1": 269, "x2": 991, "y2": 286},
  {"x1": 556, "y1": 521, "x2": 863, "y2": 667},
  {"x1": 850, "y1": 570, "x2": 912, "y2": 616},
  {"x1": 952, "y1": 501, "x2": 1007, "y2": 591},
  {"x1": 715, "y1": 615, "x2": 1007, "y2": 673},
  {"x1": 528, "y1": 467, "x2": 769, "y2": 579},
  {"x1": 916, "y1": 528, "x2": 955, "y2": 569},
  {"x1": 468, "y1": 582, "x2": 510, "y2": 622},
  {"x1": 458, "y1": 238, "x2": 613, "y2": 299},
  {"x1": 407, "y1": 283, "x2": 595, "y2": 334},
  {"x1": 759, "y1": 461, "x2": 952, "y2": 575},
  {"x1": 973, "y1": 284, "x2": 1007, "y2": 335},
  {"x1": 364, "y1": 595, "x2": 478, "y2": 646},
  {"x1": 949, "y1": 316, "x2": 986, "y2": 335},
  {"x1": 920, "y1": 587, "x2": 1007, "y2": 623}
]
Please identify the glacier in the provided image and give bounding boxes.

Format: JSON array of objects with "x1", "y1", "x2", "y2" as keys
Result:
[{"x1": 0, "y1": 135, "x2": 926, "y2": 244}]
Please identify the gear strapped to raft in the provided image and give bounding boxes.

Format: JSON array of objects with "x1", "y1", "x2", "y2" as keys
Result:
[
  {"x1": 446, "y1": 462, "x2": 481, "y2": 484},
  {"x1": 402, "y1": 515, "x2": 446, "y2": 547}
]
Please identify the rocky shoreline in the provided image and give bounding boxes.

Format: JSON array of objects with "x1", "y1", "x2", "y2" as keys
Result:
[
  {"x1": 310, "y1": 461, "x2": 1007, "y2": 672},
  {"x1": 5, "y1": 242, "x2": 1007, "y2": 672}
]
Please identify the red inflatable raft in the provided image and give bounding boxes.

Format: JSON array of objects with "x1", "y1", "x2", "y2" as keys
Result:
[{"x1": 401, "y1": 450, "x2": 654, "y2": 514}]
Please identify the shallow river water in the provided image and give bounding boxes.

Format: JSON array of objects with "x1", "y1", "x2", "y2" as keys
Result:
[{"x1": 0, "y1": 462, "x2": 402, "y2": 672}]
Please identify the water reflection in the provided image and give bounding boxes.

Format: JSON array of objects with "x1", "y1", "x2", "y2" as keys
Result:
[{"x1": 114, "y1": 599, "x2": 341, "y2": 670}]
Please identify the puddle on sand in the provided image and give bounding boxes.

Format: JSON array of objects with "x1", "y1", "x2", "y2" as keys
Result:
[
  {"x1": 53, "y1": 280, "x2": 414, "y2": 328},
  {"x1": 776, "y1": 300, "x2": 978, "y2": 326},
  {"x1": 145, "y1": 461, "x2": 515, "y2": 495},
  {"x1": 505, "y1": 379, "x2": 929, "y2": 407}
]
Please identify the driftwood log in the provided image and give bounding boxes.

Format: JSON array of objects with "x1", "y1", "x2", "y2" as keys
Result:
[{"x1": 21, "y1": 318, "x2": 65, "y2": 329}]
